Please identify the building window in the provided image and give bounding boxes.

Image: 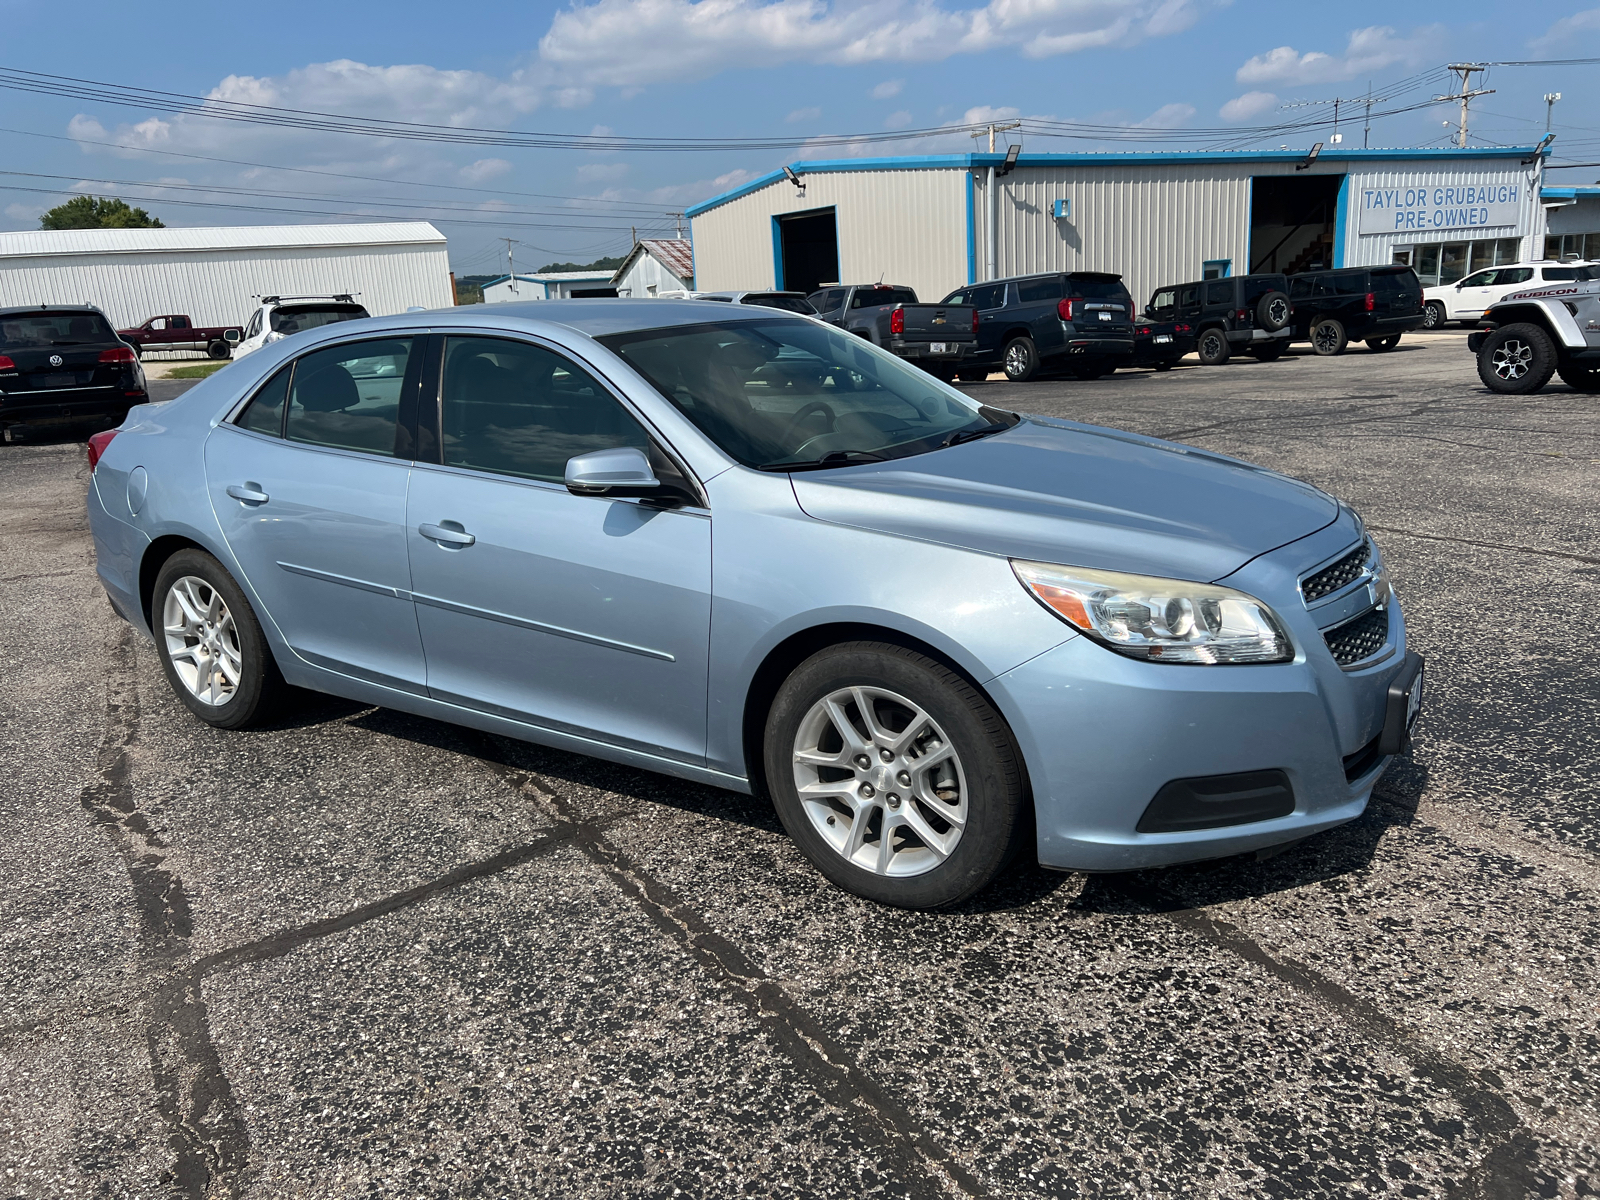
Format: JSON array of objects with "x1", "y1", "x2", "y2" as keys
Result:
[
  {"x1": 1201, "y1": 259, "x2": 1231, "y2": 280},
  {"x1": 1545, "y1": 232, "x2": 1600, "y2": 261},
  {"x1": 1410, "y1": 237, "x2": 1521, "y2": 287}
]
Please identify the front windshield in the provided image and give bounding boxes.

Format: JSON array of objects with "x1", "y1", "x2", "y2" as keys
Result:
[{"x1": 600, "y1": 318, "x2": 1011, "y2": 469}]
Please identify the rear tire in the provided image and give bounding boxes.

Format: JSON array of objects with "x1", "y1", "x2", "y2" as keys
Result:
[
  {"x1": 1070, "y1": 361, "x2": 1106, "y2": 380},
  {"x1": 1249, "y1": 342, "x2": 1286, "y2": 362},
  {"x1": 764, "y1": 641, "x2": 1028, "y2": 909},
  {"x1": 1421, "y1": 301, "x2": 1445, "y2": 330},
  {"x1": 1002, "y1": 337, "x2": 1039, "y2": 382},
  {"x1": 152, "y1": 549, "x2": 287, "y2": 730},
  {"x1": 207, "y1": 340, "x2": 232, "y2": 360},
  {"x1": 1476, "y1": 323, "x2": 1556, "y2": 394},
  {"x1": 1365, "y1": 335, "x2": 1401, "y2": 352},
  {"x1": 1557, "y1": 361, "x2": 1600, "y2": 392},
  {"x1": 1311, "y1": 319, "x2": 1347, "y2": 356},
  {"x1": 1196, "y1": 328, "x2": 1230, "y2": 366},
  {"x1": 956, "y1": 369, "x2": 989, "y2": 383}
]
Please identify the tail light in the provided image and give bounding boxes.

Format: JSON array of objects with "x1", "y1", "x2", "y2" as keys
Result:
[
  {"x1": 1236, "y1": 308, "x2": 1249, "y2": 322},
  {"x1": 1057, "y1": 298, "x2": 1075, "y2": 321},
  {"x1": 99, "y1": 346, "x2": 136, "y2": 364},
  {"x1": 86, "y1": 429, "x2": 118, "y2": 471},
  {"x1": 890, "y1": 308, "x2": 905, "y2": 335},
  {"x1": 1364, "y1": 292, "x2": 1375, "y2": 312},
  {"x1": 1136, "y1": 326, "x2": 1151, "y2": 336},
  {"x1": 1175, "y1": 323, "x2": 1192, "y2": 333},
  {"x1": 0, "y1": 355, "x2": 14, "y2": 372},
  {"x1": 972, "y1": 307, "x2": 980, "y2": 332}
]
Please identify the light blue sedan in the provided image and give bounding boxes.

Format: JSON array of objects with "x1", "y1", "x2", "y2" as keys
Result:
[{"x1": 86, "y1": 301, "x2": 1423, "y2": 908}]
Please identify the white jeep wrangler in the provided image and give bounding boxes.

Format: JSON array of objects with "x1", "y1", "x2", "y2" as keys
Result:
[{"x1": 1470, "y1": 269, "x2": 1600, "y2": 393}]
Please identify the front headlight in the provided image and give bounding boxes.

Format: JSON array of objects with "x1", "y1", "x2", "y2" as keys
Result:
[{"x1": 1012, "y1": 559, "x2": 1293, "y2": 664}]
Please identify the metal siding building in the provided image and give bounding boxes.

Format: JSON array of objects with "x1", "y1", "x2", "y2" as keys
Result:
[
  {"x1": 689, "y1": 149, "x2": 1551, "y2": 308},
  {"x1": 0, "y1": 223, "x2": 452, "y2": 328},
  {"x1": 481, "y1": 270, "x2": 616, "y2": 302}
]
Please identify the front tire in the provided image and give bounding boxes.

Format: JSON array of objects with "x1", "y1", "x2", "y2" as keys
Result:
[
  {"x1": 1196, "y1": 328, "x2": 1230, "y2": 366},
  {"x1": 1002, "y1": 337, "x2": 1039, "y2": 382},
  {"x1": 1311, "y1": 318, "x2": 1347, "y2": 356},
  {"x1": 1477, "y1": 323, "x2": 1556, "y2": 394},
  {"x1": 956, "y1": 368, "x2": 989, "y2": 383},
  {"x1": 152, "y1": 549, "x2": 286, "y2": 729},
  {"x1": 1421, "y1": 301, "x2": 1445, "y2": 330},
  {"x1": 1365, "y1": 335, "x2": 1401, "y2": 352},
  {"x1": 1557, "y1": 361, "x2": 1600, "y2": 392},
  {"x1": 1249, "y1": 342, "x2": 1286, "y2": 362},
  {"x1": 764, "y1": 642, "x2": 1027, "y2": 909}
]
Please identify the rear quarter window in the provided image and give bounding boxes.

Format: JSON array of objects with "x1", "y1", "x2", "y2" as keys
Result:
[{"x1": 1017, "y1": 277, "x2": 1064, "y2": 302}]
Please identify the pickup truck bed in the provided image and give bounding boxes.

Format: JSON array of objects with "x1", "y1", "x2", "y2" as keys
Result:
[{"x1": 807, "y1": 284, "x2": 977, "y2": 378}]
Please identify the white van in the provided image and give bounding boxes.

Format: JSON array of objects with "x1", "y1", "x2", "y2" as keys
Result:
[{"x1": 1422, "y1": 262, "x2": 1596, "y2": 329}]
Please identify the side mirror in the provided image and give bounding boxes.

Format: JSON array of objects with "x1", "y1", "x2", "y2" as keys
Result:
[
  {"x1": 564, "y1": 446, "x2": 660, "y2": 495},
  {"x1": 224, "y1": 329, "x2": 241, "y2": 343}
]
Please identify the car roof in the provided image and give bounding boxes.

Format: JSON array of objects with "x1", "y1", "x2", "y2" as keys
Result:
[
  {"x1": 0, "y1": 304, "x2": 104, "y2": 316},
  {"x1": 447, "y1": 298, "x2": 793, "y2": 337}
]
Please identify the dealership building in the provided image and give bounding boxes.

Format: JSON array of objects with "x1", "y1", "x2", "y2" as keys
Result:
[{"x1": 686, "y1": 147, "x2": 1565, "y2": 308}]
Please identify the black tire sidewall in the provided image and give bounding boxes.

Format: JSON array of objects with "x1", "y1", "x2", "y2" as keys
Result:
[
  {"x1": 152, "y1": 548, "x2": 278, "y2": 729},
  {"x1": 1312, "y1": 319, "x2": 1346, "y2": 355},
  {"x1": 1557, "y1": 362, "x2": 1600, "y2": 392},
  {"x1": 1423, "y1": 302, "x2": 1444, "y2": 330},
  {"x1": 1256, "y1": 291, "x2": 1290, "y2": 331},
  {"x1": 1197, "y1": 328, "x2": 1229, "y2": 365},
  {"x1": 763, "y1": 642, "x2": 1026, "y2": 909},
  {"x1": 1477, "y1": 323, "x2": 1556, "y2": 394},
  {"x1": 1003, "y1": 337, "x2": 1038, "y2": 382}
]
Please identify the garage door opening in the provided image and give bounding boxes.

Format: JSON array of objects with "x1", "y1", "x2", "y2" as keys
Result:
[
  {"x1": 1250, "y1": 176, "x2": 1342, "y2": 275},
  {"x1": 571, "y1": 286, "x2": 619, "y2": 298},
  {"x1": 776, "y1": 208, "x2": 839, "y2": 295}
]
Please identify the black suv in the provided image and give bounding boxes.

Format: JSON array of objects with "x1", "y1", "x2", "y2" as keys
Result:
[
  {"x1": 0, "y1": 305, "x2": 147, "y2": 442},
  {"x1": 940, "y1": 271, "x2": 1134, "y2": 381},
  {"x1": 1145, "y1": 274, "x2": 1292, "y2": 366},
  {"x1": 1288, "y1": 265, "x2": 1425, "y2": 355}
]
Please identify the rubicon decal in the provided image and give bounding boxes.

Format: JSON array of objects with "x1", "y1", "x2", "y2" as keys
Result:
[{"x1": 1505, "y1": 287, "x2": 1579, "y2": 301}]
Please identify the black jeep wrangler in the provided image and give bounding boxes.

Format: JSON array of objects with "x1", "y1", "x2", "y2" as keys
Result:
[
  {"x1": 1287, "y1": 265, "x2": 1425, "y2": 355},
  {"x1": 1145, "y1": 274, "x2": 1293, "y2": 366}
]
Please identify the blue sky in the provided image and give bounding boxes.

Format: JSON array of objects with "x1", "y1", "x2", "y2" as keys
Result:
[{"x1": 1, "y1": 0, "x2": 1597, "y2": 273}]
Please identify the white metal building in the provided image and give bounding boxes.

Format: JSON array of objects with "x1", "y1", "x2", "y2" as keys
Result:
[
  {"x1": 687, "y1": 148, "x2": 1554, "y2": 307},
  {"x1": 0, "y1": 222, "x2": 452, "y2": 328},
  {"x1": 481, "y1": 270, "x2": 617, "y2": 302},
  {"x1": 1542, "y1": 185, "x2": 1600, "y2": 261},
  {"x1": 611, "y1": 238, "x2": 695, "y2": 297}
]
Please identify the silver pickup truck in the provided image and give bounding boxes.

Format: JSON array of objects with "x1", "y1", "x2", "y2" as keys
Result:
[
  {"x1": 805, "y1": 284, "x2": 978, "y2": 380},
  {"x1": 1468, "y1": 266, "x2": 1600, "y2": 393}
]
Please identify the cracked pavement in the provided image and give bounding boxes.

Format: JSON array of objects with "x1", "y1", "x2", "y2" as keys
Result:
[{"x1": 2, "y1": 336, "x2": 1598, "y2": 1198}]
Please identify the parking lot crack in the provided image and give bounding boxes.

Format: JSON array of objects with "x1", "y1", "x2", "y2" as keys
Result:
[
  {"x1": 467, "y1": 742, "x2": 993, "y2": 1200},
  {"x1": 1364, "y1": 524, "x2": 1600, "y2": 566}
]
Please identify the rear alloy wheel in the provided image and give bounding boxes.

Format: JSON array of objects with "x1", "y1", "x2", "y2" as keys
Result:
[
  {"x1": 1196, "y1": 328, "x2": 1230, "y2": 366},
  {"x1": 1311, "y1": 319, "x2": 1348, "y2": 356},
  {"x1": 1002, "y1": 336, "x2": 1040, "y2": 382},
  {"x1": 153, "y1": 548, "x2": 286, "y2": 729},
  {"x1": 765, "y1": 642, "x2": 1027, "y2": 909},
  {"x1": 1557, "y1": 361, "x2": 1600, "y2": 392},
  {"x1": 1477, "y1": 323, "x2": 1556, "y2": 395},
  {"x1": 1365, "y1": 335, "x2": 1401, "y2": 352},
  {"x1": 1421, "y1": 301, "x2": 1446, "y2": 330}
]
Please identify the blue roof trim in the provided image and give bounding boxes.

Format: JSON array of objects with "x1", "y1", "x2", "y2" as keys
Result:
[
  {"x1": 685, "y1": 147, "x2": 1548, "y2": 219},
  {"x1": 1542, "y1": 186, "x2": 1600, "y2": 199}
]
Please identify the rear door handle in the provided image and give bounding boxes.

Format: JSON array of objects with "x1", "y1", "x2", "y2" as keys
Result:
[
  {"x1": 418, "y1": 522, "x2": 476, "y2": 548},
  {"x1": 226, "y1": 483, "x2": 269, "y2": 504}
]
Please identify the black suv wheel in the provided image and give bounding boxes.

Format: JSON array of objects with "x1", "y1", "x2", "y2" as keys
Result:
[
  {"x1": 1311, "y1": 319, "x2": 1347, "y2": 356},
  {"x1": 1477, "y1": 323, "x2": 1556, "y2": 394},
  {"x1": 1196, "y1": 328, "x2": 1230, "y2": 366}
]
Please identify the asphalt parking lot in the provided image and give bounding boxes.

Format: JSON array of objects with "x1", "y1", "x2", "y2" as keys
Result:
[{"x1": 3, "y1": 331, "x2": 1598, "y2": 1199}]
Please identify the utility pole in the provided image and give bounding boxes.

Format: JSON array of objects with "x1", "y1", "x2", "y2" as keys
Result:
[
  {"x1": 970, "y1": 120, "x2": 1022, "y2": 153},
  {"x1": 1363, "y1": 83, "x2": 1373, "y2": 149},
  {"x1": 1434, "y1": 64, "x2": 1494, "y2": 149},
  {"x1": 969, "y1": 121, "x2": 1021, "y2": 280},
  {"x1": 666, "y1": 211, "x2": 686, "y2": 239},
  {"x1": 1544, "y1": 92, "x2": 1561, "y2": 132},
  {"x1": 1279, "y1": 97, "x2": 1351, "y2": 144},
  {"x1": 501, "y1": 237, "x2": 518, "y2": 294}
]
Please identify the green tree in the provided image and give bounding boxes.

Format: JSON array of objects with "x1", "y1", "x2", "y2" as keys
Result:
[
  {"x1": 40, "y1": 196, "x2": 165, "y2": 230},
  {"x1": 537, "y1": 254, "x2": 624, "y2": 273}
]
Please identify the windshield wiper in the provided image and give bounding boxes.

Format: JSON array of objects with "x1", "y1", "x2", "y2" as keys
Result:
[
  {"x1": 756, "y1": 450, "x2": 887, "y2": 472},
  {"x1": 942, "y1": 422, "x2": 1010, "y2": 448}
]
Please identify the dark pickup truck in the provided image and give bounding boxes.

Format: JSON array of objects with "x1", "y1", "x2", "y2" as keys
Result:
[
  {"x1": 805, "y1": 284, "x2": 977, "y2": 379},
  {"x1": 117, "y1": 314, "x2": 242, "y2": 360}
]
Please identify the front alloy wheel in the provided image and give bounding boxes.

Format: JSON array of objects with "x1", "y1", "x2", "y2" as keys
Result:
[{"x1": 1477, "y1": 323, "x2": 1556, "y2": 394}]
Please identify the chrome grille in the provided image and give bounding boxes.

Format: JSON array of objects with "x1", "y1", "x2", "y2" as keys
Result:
[
  {"x1": 1302, "y1": 542, "x2": 1371, "y2": 603},
  {"x1": 1324, "y1": 606, "x2": 1389, "y2": 665}
]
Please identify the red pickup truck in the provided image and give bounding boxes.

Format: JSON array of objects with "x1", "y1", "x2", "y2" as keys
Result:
[{"x1": 116, "y1": 314, "x2": 242, "y2": 360}]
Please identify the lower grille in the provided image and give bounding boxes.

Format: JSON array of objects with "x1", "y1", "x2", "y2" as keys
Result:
[
  {"x1": 1324, "y1": 606, "x2": 1389, "y2": 665},
  {"x1": 1342, "y1": 735, "x2": 1384, "y2": 781}
]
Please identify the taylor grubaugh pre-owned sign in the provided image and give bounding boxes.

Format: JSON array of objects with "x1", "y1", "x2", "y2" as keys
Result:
[{"x1": 1356, "y1": 183, "x2": 1522, "y2": 235}]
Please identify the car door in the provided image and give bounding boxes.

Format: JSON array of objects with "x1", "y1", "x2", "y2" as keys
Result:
[
  {"x1": 204, "y1": 335, "x2": 428, "y2": 693},
  {"x1": 1019, "y1": 275, "x2": 1066, "y2": 355},
  {"x1": 405, "y1": 333, "x2": 712, "y2": 765},
  {"x1": 1450, "y1": 269, "x2": 1499, "y2": 319}
]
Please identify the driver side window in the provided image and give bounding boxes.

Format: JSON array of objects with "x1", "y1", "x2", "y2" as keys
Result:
[{"x1": 285, "y1": 338, "x2": 413, "y2": 457}]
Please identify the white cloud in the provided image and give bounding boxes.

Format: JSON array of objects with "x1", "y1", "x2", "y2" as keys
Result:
[
  {"x1": 1235, "y1": 25, "x2": 1439, "y2": 87},
  {"x1": 884, "y1": 110, "x2": 914, "y2": 129},
  {"x1": 1135, "y1": 102, "x2": 1196, "y2": 128},
  {"x1": 1532, "y1": 7, "x2": 1600, "y2": 49},
  {"x1": 577, "y1": 162, "x2": 631, "y2": 182},
  {"x1": 872, "y1": 79, "x2": 904, "y2": 99},
  {"x1": 538, "y1": 0, "x2": 1207, "y2": 88},
  {"x1": 786, "y1": 105, "x2": 822, "y2": 122},
  {"x1": 459, "y1": 158, "x2": 512, "y2": 183},
  {"x1": 1219, "y1": 90, "x2": 1279, "y2": 122}
]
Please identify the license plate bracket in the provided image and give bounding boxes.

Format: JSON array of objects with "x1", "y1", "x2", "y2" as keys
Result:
[
  {"x1": 1378, "y1": 652, "x2": 1425, "y2": 756},
  {"x1": 928, "y1": 342, "x2": 949, "y2": 354},
  {"x1": 37, "y1": 373, "x2": 77, "y2": 388}
]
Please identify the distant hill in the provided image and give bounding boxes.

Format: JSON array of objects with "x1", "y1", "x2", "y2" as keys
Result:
[{"x1": 537, "y1": 255, "x2": 625, "y2": 273}]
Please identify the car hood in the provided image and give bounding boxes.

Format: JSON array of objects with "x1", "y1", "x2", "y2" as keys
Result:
[{"x1": 789, "y1": 417, "x2": 1338, "y2": 582}]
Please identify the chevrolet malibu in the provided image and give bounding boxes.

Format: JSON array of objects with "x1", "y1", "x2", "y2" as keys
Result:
[{"x1": 86, "y1": 301, "x2": 1423, "y2": 909}]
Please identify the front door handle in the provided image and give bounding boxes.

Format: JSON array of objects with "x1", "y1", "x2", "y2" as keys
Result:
[
  {"x1": 226, "y1": 483, "x2": 269, "y2": 504},
  {"x1": 419, "y1": 521, "x2": 476, "y2": 548}
]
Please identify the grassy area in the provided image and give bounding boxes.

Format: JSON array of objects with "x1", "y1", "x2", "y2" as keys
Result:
[{"x1": 164, "y1": 361, "x2": 231, "y2": 380}]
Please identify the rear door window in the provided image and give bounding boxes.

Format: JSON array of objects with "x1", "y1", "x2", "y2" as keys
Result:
[
  {"x1": 285, "y1": 338, "x2": 413, "y2": 457},
  {"x1": 1017, "y1": 277, "x2": 1064, "y2": 302},
  {"x1": 1204, "y1": 281, "x2": 1232, "y2": 306},
  {"x1": 968, "y1": 284, "x2": 1005, "y2": 309}
]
